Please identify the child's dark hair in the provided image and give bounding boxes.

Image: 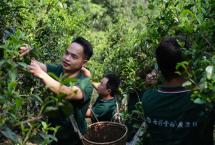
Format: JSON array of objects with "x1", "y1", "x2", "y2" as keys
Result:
[
  {"x1": 156, "y1": 36, "x2": 190, "y2": 81},
  {"x1": 104, "y1": 73, "x2": 121, "y2": 96},
  {"x1": 72, "y1": 37, "x2": 93, "y2": 60}
]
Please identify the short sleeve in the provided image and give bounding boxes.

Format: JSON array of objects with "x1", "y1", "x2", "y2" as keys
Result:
[
  {"x1": 79, "y1": 78, "x2": 93, "y2": 103},
  {"x1": 46, "y1": 64, "x2": 63, "y2": 77}
]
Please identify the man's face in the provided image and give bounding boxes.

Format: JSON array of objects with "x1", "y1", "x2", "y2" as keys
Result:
[
  {"x1": 97, "y1": 77, "x2": 110, "y2": 97},
  {"x1": 62, "y1": 42, "x2": 86, "y2": 72},
  {"x1": 145, "y1": 69, "x2": 158, "y2": 86}
]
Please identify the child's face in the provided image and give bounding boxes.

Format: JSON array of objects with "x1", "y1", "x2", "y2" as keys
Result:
[{"x1": 97, "y1": 77, "x2": 110, "y2": 97}]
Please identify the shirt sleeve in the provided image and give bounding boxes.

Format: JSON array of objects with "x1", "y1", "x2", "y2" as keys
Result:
[
  {"x1": 47, "y1": 64, "x2": 58, "y2": 72},
  {"x1": 46, "y1": 64, "x2": 63, "y2": 77},
  {"x1": 79, "y1": 78, "x2": 93, "y2": 103}
]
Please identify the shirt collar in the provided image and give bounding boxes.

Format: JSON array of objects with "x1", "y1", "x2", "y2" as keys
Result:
[
  {"x1": 157, "y1": 85, "x2": 191, "y2": 94},
  {"x1": 98, "y1": 96, "x2": 115, "y2": 102}
]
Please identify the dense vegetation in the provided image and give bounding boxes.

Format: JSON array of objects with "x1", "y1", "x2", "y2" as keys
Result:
[{"x1": 0, "y1": 0, "x2": 214, "y2": 144}]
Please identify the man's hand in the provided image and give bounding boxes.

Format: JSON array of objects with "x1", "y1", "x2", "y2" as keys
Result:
[
  {"x1": 29, "y1": 59, "x2": 46, "y2": 78},
  {"x1": 92, "y1": 82, "x2": 99, "y2": 90},
  {"x1": 85, "y1": 105, "x2": 93, "y2": 118},
  {"x1": 81, "y1": 67, "x2": 91, "y2": 77},
  {"x1": 19, "y1": 44, "x2": 32, "y2": 57}
]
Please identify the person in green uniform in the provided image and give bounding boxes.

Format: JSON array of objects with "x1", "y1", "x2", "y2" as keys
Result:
[
  {"x1": 86, "y1": 73, "x2": 120, "y2": 123},
  {"x1": 141, "y1": 36, "x2": 214, "y2": 145},
  {"x1": 20, "y1": 37, "x2": 93, "y2": 145}
]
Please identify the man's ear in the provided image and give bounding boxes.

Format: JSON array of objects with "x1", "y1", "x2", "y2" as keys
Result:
[
  {"x1": 82, "y1": 59, "x2": 88, "y2": 66},
  {"x1": 107, "y1": 89, "x2": 112, "y2": 95}
]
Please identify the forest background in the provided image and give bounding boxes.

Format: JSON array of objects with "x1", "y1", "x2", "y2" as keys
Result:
[{"x1": 0, "y1": 0, "x2": 214, "y2": 144}]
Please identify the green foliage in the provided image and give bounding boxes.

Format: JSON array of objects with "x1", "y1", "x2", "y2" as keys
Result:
[
  {"x1": 0, "y1": 0, "x2": 214, "y2": 144},
  {"x1": 0, "y1": 0, "x2": 90, "y2": 143}
]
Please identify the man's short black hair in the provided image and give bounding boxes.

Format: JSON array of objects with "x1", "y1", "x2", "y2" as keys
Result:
[
  {"x1": 72, "y1": 37, "x2": 93, "y2": 60},
  {"x1": 156, "y1": 36, "x2": 190, "y2": 81},
  {"x1": 104, "y1": 73, "x2": 121, "y2": 96}
]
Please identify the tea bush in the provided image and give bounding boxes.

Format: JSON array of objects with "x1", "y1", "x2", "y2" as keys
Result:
[{"x1": 0, "y1": 0, "x2": 214, "y2": 144}]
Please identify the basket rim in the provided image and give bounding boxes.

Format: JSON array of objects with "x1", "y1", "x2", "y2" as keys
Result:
[{"x1": 82, "y1": 121, "x2": 128, "y2": 145}]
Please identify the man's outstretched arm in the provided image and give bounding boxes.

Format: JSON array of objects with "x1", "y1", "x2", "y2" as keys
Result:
[{"x1": 29, "y1": 59, "x2": 83, "y2": 100}]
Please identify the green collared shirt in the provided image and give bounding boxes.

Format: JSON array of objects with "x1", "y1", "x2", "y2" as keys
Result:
[
  {"x1": 46, "y1": 64, "x2": 93, "y2": 144},
  {"x1": 92, "y1": 96, "x2": 116, "y2": 123},
  {"x1": 141, "y1": 86, "x2": 214, "y2": 145}
]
